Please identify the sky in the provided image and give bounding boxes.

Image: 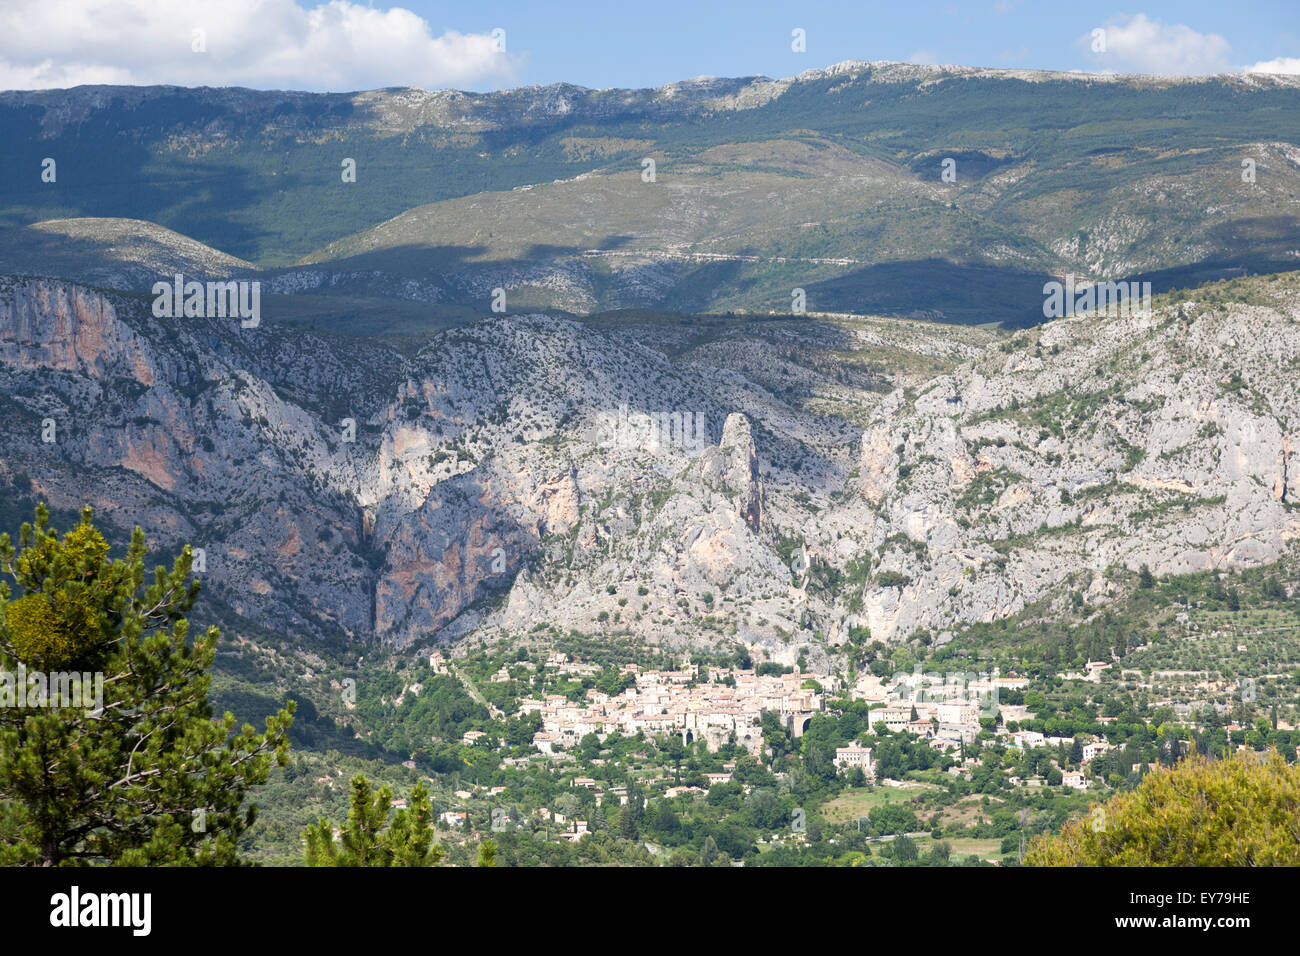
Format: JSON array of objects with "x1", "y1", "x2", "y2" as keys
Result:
[{"x1": 1, "y1": 0, "x2": 1298, "y2": 93}]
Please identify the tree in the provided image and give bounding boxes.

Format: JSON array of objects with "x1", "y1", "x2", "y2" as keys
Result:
[
  {"x1": 505, "y1": 711, "x2": 542, "y2": 747},
  {"x1": 1027, "y1": 751, "x2": 1300, "y2": 866},
  {"x1": 618, "y1": 804, "x2": 640, "y2": 841},
  {"x1": 868, "y1": 803, "x2": 918, "y2": 836},
  {"x1": 660, "y1": 732, "x2": 686, "y2": 782},
  {"x1": 925, "y1": 840, "x2": 951, "y2": 864},
  {"x1": 579, "y1": 731, "x2": 602, "y2": 762},
  {"x1": 304, "y1": 775, "x2": 442, "y2": 866},
  {"x1": 0, "y1": 505, "x2": 294, "y2": 866},
  {"x1": 652, "y1": 799, "x2": 680, "y2": 836},
  {"x1": 893, "y1": 834, "x2": 918, "y2": 861},
  {"x1": 761, "y1": 709, "x2": 792, "y2": 762},
  {"x1": 700, "y1": 835, "x2": 720, "y2": 866},
  {"x1": 625, "y1": 778, "x2": 645, "y2": 826},
  {"x1": 1156, "y1": 724, "x2": 1183, "y2": 766},
  {"x1": 743, "y1": 788, "x2": 784, "y2": 831},
  {"x1": 802, "y1": 734, "x2": 838, "y2": 782}
]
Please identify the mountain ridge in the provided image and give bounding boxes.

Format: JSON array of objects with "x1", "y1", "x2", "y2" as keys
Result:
[
  {"x1": 3, "y1": 268, "x2": 1297, "y2": 661},
  {"x1": 4, "y1": 61, "x2": 1297, "y2": 323},
  {"x1": 7, "y1": 57, "x2": 1300, "y2": 104}
]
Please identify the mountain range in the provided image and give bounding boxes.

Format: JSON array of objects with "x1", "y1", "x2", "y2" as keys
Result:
[
  {"x1": 2, "y1": 61, "x2": 1299, "y2": 326},
  {"x1": 1, "y1": 61, "x2": 1299, "y2": 665}
]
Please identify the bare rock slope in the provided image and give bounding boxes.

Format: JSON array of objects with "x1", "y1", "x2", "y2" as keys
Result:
[{"x1": 1, "y1": 272, "x2": 1297, "y2": 661}]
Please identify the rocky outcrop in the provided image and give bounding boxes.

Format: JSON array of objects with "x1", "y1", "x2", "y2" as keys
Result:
[
  {"x1": 701, "y1": 413, "x2": 762, "y2": 531},
  {"x1": 831, "y1": 288, "x2": 1300, "y2": 640},
  {"x1": 0, "y1": 277, "x2": 734, "y2": 648},
  {"x1": 0, "y1": 280, "x2": 157, "y2": 383},
  {"x1": 5, "y1": 271, "x2": 1300, "y2": 657}
]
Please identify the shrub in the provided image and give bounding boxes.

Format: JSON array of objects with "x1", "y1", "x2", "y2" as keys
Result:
[{"x1": 1026, "y1": 751, "x2": 1300, "y2": 866}]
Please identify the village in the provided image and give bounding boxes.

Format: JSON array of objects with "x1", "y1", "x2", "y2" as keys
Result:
[
  {"x1": 419, "y1": 643, "x2": 1291, "y2": 815},
  {"x1": 489, "y1": 652, "x2": 1059, "y2": 784},
  {"x1": 515, "y1": 654, "x2": 826, "y2": 757},
  {"x1": 403, "y1": 636, "x2": 1299, "y2": 864}
]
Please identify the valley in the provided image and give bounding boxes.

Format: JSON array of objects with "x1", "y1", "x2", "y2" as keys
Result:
[{"x1": 2, "y1": 57, "x2": 1299, "y2": 869}]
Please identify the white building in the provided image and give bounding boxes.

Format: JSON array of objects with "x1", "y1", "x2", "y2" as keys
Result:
[{"x1": 834, "y1": 746, "x2": 875, "y2": 776}]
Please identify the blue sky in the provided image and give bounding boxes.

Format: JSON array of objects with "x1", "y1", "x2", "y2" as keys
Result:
[
  {"x1": 415, "y1": 0, "x2": 1300, "y2": 89},
  {"x1": 1, "y1": 1, "x2": 1297, "y2": 92}
]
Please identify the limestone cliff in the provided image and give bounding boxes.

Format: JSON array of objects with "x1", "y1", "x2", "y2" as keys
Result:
[{"x1": 3, "y1": 272, "x2": 1299, "y2": 660}]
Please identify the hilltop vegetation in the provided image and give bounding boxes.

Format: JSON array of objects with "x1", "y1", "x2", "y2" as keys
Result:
[
  {"x1": 1026, "y1": 751, "x2": 1300, "y2": 866},
  {"x1": 3, "y1": 65, "x2": 1299, "y2": 322}
]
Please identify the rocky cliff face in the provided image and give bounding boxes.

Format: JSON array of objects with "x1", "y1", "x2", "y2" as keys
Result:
[
  {"x1": 0, "y1": 276, "x2": 737, "y2": 648},
  {"x1": 3, "y1": 272, "x2": 1298, "y2": 661},
  {"x1": 701, "y1": 413, "x2": 763, "y2": 532},
  {"x1": 839, "y1": 286, "x2": 1300, "y2": 642}
]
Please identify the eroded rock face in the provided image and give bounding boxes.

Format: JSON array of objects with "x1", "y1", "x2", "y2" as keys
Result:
[
  {"x1": 532, "y1": 466, "x2": 580, "y2": 536},
  {"x1": 701, "y1": 412, "x2": 762, "y2": 531},
  {"x1": 859, "y1": 425, "x2": 897, "y2": 505},
  {"x1": 4, "y1": 272, "x2": 1300, "y2": 655},
  {"x1": 834, "y1": 292, "x2": 1300, "y2": 640},
  {"x1": 0, "y1": 280, "x2": 157, "y2": 383},
  {"x1": 0, "y1": 277, "x2": 744, "y2": 647}
]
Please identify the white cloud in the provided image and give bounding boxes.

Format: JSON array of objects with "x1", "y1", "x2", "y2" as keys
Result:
[
  {"x1": 1078, "y1": 14, "x2": 1233, "y2": 76},
  {"x1": 1245, "y1": 57, "x2": 1300, "y2": 75},
  {"x1": 0, "y1": 0, "x2": 521, "y2": 92}
]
